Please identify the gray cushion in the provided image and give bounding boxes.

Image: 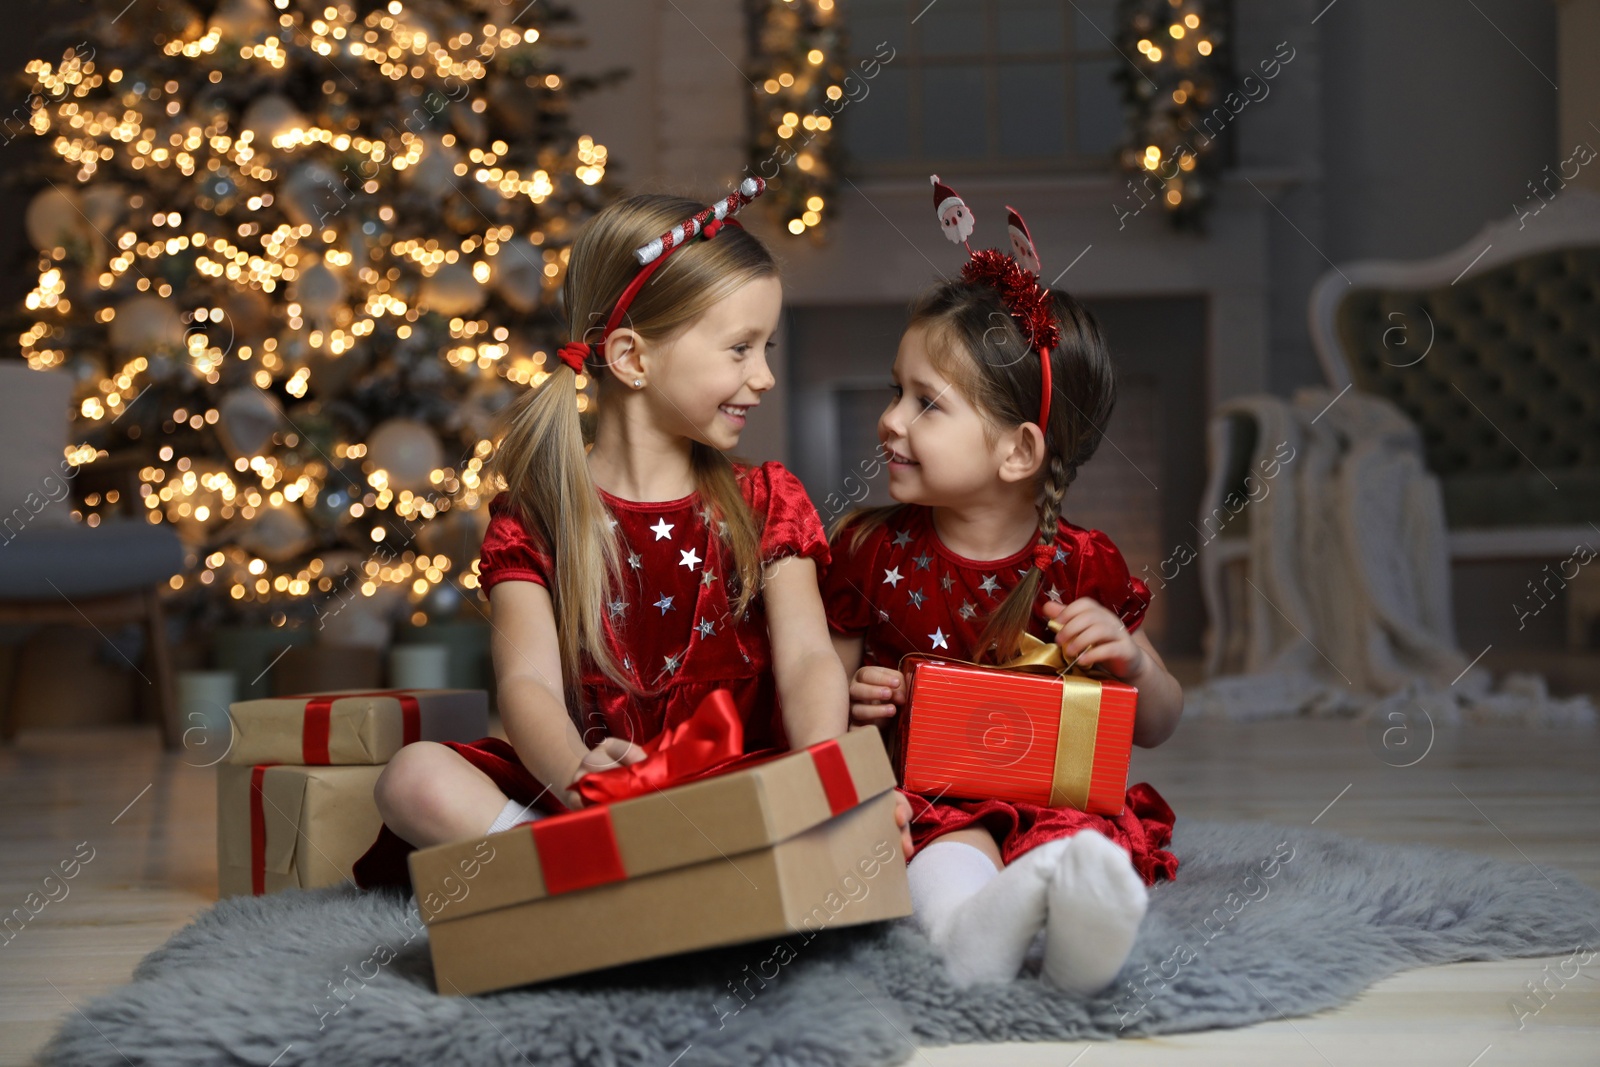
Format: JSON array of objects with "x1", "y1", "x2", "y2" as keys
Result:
[{"x1": 0, "y1": 519, "x2": 184, "y2": 600}]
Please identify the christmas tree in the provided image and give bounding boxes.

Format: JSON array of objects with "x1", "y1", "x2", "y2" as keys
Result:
[{"x1": 13, "y1": 0, "x2": 624, "y2": 634}]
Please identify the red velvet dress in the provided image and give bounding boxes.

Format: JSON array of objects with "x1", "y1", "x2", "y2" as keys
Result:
[
  {"x1": 353, "y1": 461, "x2": 830, "y2": 891},
  {"x1": 820, "y1": 505, "x2": 1178, "y2": 885}
]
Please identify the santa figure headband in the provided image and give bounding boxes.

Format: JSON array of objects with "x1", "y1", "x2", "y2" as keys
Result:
[
  {"x1": 930, "y1": 174, "x2": 1059, "y2": 432},
  {"x1": 557, "y1": 178, "x2": 768, "y2": 373}
]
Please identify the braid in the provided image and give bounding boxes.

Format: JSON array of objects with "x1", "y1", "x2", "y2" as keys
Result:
[{"x1": 1036, "y1": 452, "x2": 1071, "y2": 552}]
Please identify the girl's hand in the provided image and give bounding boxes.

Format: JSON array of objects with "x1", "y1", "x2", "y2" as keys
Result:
[
  {"x1": 1043, "y1": 597, "x2": 1146, "y2": 681},
  {"x1": 892, "y1": 788, "x2": 914, "y2": 861},
  {"x1": 562, "y1": 737, "x2": 647, "y2": 807},
  {"x1": 849, "y1": 665, "x2": 905, "y2": 726}
]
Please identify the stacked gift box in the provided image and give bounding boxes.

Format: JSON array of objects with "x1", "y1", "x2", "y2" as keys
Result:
[
  {"x1": 407, "y1": 695, "x2": 913, "y2": 995},
  {"x1": 217, "y1": 688, "x2": 489, "y2": 897}
]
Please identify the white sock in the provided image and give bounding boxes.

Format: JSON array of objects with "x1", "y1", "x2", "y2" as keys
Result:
[
  {"x1": 907, "y1": 841, "x2": 999, "y2": 938},
  {"x1": 910, "y1": 837, "x2": 1073, "y2": 987},
  {"x1": 1042, "y1": 830, "x2": 1150, "y2": 995},
  {"x1": 484, "y1": 797, "x2": 546, "y2": 836}
]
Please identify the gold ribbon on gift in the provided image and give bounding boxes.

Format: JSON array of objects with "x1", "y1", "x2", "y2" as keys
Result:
[
  {"x1": 900, "y1": 627, "x2": 1109, "y2": 811},
  {"x1": 1000, "y1": 633, "x2": 1104, "y2": 810}
]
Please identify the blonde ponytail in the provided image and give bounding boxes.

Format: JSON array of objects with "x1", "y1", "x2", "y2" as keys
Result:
[{"x1": 488, "y1": 363, "x2": 628, "y2": 709}]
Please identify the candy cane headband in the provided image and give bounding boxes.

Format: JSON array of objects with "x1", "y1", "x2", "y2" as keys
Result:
[
  {"x1": 929, "y1": 174, "x2": 1059, "y2": 433},
  {"x1": 557, "y1": 178, "x2": 768, "y2": 373}
]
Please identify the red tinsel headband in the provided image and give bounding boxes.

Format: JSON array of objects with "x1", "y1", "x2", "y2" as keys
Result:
[
  {"x1": 929, "y1": 174, "x2": 1058, "y2": 431},
  {"x1": 557, "y1": 177, "x2": 768, "y2": 374}
]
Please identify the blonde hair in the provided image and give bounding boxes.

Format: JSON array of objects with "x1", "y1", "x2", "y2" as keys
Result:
[
  {"x1": 835, "y1": 279, "x2": 1116, "y2": 663},
  {"x1": 488, "y1": 194, "x2": 776, "y2": 714}
]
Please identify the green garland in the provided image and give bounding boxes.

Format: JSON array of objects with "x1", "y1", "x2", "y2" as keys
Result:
[
  {"x1": 743, "y1": 0, "x2": 848, "y2": 238},
  {"x1": 1112, "y1": 0, "x2": 1234, "y2": 233}
]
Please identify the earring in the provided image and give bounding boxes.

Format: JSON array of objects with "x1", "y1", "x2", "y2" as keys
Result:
[{"x1": 633, "y1": 378, "x2": 644, "y2": 388}]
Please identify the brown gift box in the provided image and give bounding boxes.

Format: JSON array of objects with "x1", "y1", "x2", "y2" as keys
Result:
[
  {"x1": 408, "y1": 725, "x2": 912, "y2": 995},
  {"x1": 224, "y1": 688, "x2": 489, "y2": 767},
  {"x1": 217, "y1": 763, "x2": 384, "y2": 897}
]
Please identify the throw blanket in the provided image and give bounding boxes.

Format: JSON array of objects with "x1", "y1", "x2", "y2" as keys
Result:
[{"x1": 1191, "y1": 388, "x2": 1595, "y2": 727}]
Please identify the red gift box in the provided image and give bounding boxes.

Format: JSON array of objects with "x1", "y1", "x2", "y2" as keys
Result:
[{"x1": 898, "y1": 638, "x2": 1138, "y2": 815}]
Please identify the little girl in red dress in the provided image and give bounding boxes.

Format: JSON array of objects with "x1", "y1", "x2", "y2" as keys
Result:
[
  {"x1": 354, "y1": 181, "x2": 880, "y2": 890},
  {"x1": 821, "y1": 177, "x2": 1184, "y2": 994}
]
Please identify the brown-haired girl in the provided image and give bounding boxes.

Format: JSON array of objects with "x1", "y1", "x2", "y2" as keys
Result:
[
  {"x1": 354, "y1": 182, "x2": 897, "y2": 890},
  {"x1": 821, "y1": 179, "x2": 1184, "y2": 993}
]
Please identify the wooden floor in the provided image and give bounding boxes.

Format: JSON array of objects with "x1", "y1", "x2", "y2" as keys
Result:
[{"x1": 2, "y1": 712, "x2": 1597, "y2": 1066}]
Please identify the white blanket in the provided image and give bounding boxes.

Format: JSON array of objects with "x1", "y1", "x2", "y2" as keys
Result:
[{"x1": 1189, "y1": 387, "x2": 1595, "y2": 727}]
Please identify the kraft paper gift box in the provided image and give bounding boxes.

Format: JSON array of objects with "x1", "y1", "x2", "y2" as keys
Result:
[
  {"x1": 224, "y1": 688, "x2": 488, "y2": 766},
  {"x1": 407, "y1": 694, "x2": 912, "y2": 995},
  {"x1": 217, "y1": 763, "x2": 385, "y2": 897},
  {"x1": 897, "y1": 634, "x2": 1138, "y2": 816}
]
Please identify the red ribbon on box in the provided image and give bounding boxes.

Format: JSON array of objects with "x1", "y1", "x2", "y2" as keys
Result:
[
  {"x1": 526, "y1": 690, "x2": 859, "y2": 895},
  {"x1": 248, "y1": 762, "x2": 281, "y2": 896},
  {"x1": 289, "y1": 690, "x2": 422, "y2": 765}
]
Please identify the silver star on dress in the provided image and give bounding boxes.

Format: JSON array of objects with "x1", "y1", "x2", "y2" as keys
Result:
[
  {"x1": 698, "y1": 505, "x2": 716, "y2": 525},
  {"x1": 959, "y1": 600, "x2": 977, "y2": 620},
  {"x1": 661, "y1": 651, "x2": 682, "y2": 675},
  {"x1": 1045, "y1": 584, "x2": 1062, "y2": 604},
  {"x1": 929, "y1": 627, "x2": 948, "y2": 650},
  {"x1": 650, "y1": 517, "x2": 675, "y2": 540},
  {"x1": 701, "y1": 568, "x2": 717, "y2": 587},
  {"x1": 891, "y1": 529, "x2": 913, "y2": 548},
  {"x1": 653, "y1": 593, "x2": 675, "y2": 614},
  {"x1": 696, "y1": 617, "x2": 716, "y2": 639},
  {"x1": 883, "y1": 566, "x2": 903, "y2": 588},
  {"x1": 908, "y1": 588, "x2": 926, "y2": 609},
  {"x1": 940, "y1": 573, "x2": 954, "y2": 593},
  {"x1": 979, "y1": 573, "x2": 1000, "y2": 596},
  {"x1": 1055, "y1": 545, "x2": 1069, "y2": 564},
  {"x1": 627, "y1": 551, "x2": 642, "y2": 571},
  {"x1": 606, "y1": 516, "x2": 619, "y2": 531},
  {"x1": 607, "y1": 597, "x2": 628, "y2": 619},
  {"x1": 912, "y1": 551, "x2": 932, "y2": 571},
  {"x1": 679, "y1": 547, "x2": 701, "y2": 570}
]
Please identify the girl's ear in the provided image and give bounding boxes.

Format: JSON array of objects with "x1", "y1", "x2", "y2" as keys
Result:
[
  {"x1": 996, "y1": 421, "x2": 1047, "y2": 484},
  {"x1": 599, "y1": 328, "x2": 646, "y2": 386}
]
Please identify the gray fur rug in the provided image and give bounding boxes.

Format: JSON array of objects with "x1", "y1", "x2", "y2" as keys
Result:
[{"x1": 42, "y1": 820, "x2": 1600, "y2": 1067}]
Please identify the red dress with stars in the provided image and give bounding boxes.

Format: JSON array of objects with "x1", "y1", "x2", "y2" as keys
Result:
[
  {"x1": 352, "y1": 460, "x2": 829, "y2": 892},
  {"x1": 820, "y1": 504, "x2": 1178, "y2": 885}
]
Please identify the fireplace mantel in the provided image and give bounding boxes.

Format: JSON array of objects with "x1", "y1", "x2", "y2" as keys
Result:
[{"x1": 767, "y1": 166, "x2": 1309, "y2": 414}]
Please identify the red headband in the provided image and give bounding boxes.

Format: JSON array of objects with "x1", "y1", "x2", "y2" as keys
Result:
[
  {"x1": 557, "y1": 178, "x2": 768, "y2": 374},
  {"x1": 929, "y1": 175, "x2": 1058, "y2": 430}
]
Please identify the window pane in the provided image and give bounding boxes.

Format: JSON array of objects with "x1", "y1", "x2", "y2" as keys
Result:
[
  {"x1": 997, "y1": 0, "x2": 1063, "y2": 55},
  {"x1": 1074, "y1": 57, "x2": 1120, "y2": 157},
  {"x1": 845, "y1": 0, "x2": 910, "y2": 57},
  {"x1": 842, "y1": 66, "x2": 912, "y2": 162},
  {"x1": 998, "y1": 63, "x2": 1065, "y2": 157},
  {"x1": 1072, "y1": 0, "x2": 1118, "y2": 52},
  {"x1": 918, "y1": 0, "x2": 985, "y2": 57},
  {"x1": 921, "y1": 64, "x2": 988, "y2": 159}
]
